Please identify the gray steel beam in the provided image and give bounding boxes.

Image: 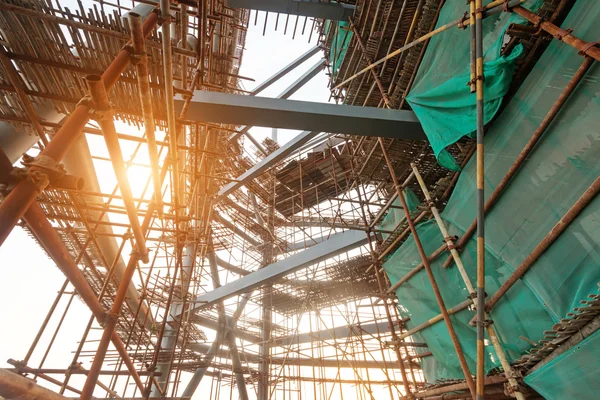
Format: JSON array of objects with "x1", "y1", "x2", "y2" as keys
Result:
[
  {"x1": 207, "y1": 250, "x2": 249, "y2": 400},
  {"x1": 280, "y1": 58, "x2": 326, "y2": 100},
  {"x1": 151, "y1": 245, "x2": 195, "y2": 396},
  {"x1": 218, "y1": 130, "x2": 318, "y2": 199},
  {"x1": 191, "y1": 315, "x2": 261, "y2": 343},
  {"x1": 226, "y1": 0, "x2": 356, "y2": 21},
  {"x1": 250, "y1": 45, "x2": 320, "y2": 96},
  {"x1": 284, "y1": 232, "x2": 330, "y2": 252},
  {"x1": 185, "y1": 343, "x2": 402, "y2": 369},
  {"x1": 231, "y1": 57, "x2": 325, "y2": 141},
  {"x1": 176, "y1": 91, "x2": 425, "y2": 139},
  {"x1": 183, "y1": 230, "x2": 371, "y2": 312},
  {"x1": 216, "y1": 255, "x2": 250, "y2": 276},
  {"x1": 183, "y1": 293, "x2": 253, "y2": 397},
  {"x1": 271, "y1": 321, "x2": 391, "y2": 347},
  {"x1": 215, "y1": 213, "x2": 261, "y2": 247}
]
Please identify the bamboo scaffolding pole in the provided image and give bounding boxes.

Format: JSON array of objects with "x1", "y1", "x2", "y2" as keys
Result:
[
  {"x1": 473, "y1": 0, "x2": 486, "y2": 396},
  {"x1": 411, "y1": 163, "x2": 525, "y2": 399},
  {"x1": 377, "y1": 138, "x2": 476, "y2": 399},
  {"x1": 0, "y1": 48, "x2": 48, "y2": 145},
  {"x1": 333, "y1": 0, "x2": 528, "y2": 90},
  {"x1": 485, "y1": 175, "x2": 600, "y2": 312},
  {"x1": 442, "y1": 56, "x2": 596, "y2": 269}
]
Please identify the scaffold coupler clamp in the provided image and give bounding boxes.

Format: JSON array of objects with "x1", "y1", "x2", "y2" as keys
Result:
[
  {"x1": 97, "y1": 311, "x2": 110, "y2": 327},
  {"x1": 87, "y1": 100, "x2": 114, "y2": 123},
  {"x1": 125, "y1": 44, "x2": 148, "y2": 66},
  {"x1": 579, "y1": 40, "x2": 599, "y2": 56},
  {"x1": 458, "y1": 11, "x2": 469, "y2": 30},
  {"x1": 505, "y1": 378, "x2": 527, "y2": 397},
  {"x1": 444, "y1": 238, "x2": 457, "y2": 250},
  {"x1": 21, "y1": 153, "x2": 66, "y2": 191},
  {"x1": 553, "y1": 27, "x2": 573, "y2": 42},
  {"x1": 131, "y1": 247, "x2": 150, "y2": 264}
]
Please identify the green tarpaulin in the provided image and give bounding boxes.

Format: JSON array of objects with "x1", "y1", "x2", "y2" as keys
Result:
[{"x1": 383, "y1": 0, "x2": 600, "y2": 385}]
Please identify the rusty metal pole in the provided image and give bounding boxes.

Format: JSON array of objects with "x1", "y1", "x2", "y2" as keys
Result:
[
  {"x1": 129, "y1": 12, "x2": 164, "y2": 216},
  {"x1": 0, "y1": 148, "x2": 145, "y2": 394},
  {"x1": 79, "y1": 259, "x2": 143, "y2": 399},
  {"x1": 0, "y1": 11, "x2": 159, "y2": 248},
  {"x1": 159, "y1": 0, "x2": 182, "y2": 215},
  {"x1": 443, "y1": 56, "x2": 596, "y2": 268},
  {"x1": 377, "y1": 138, "x2": 476, "y2": 399},
  {"x1": 0, "y1": 368, "x2": 67, "y2": 400},
  {"x1": 512, "y1": 6, "x2": 600, "y2": 62},
  {"x1": 485, "y1": 175, "x2": 600, "y2": 312},
  {"x1": 86, "y1": 75, "x2": 149, "y2": 263}
]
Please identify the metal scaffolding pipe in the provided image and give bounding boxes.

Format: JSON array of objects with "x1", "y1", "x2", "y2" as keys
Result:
[
  {"x1": 443, "y1": 56, "x2": 596, "y2": 269},
  {"x1": 0, "y1": 368, "x2": 68, "y2": 400},
  {"x1": 378, "y1": 138, "x2": 476, "y2": 399},
  {"x1": 512, "y1": 6, "x2": 600, "y2": 62},
  {"x1": 129, "y1": 12, "x2": 164, "y2": 216},
  {"x1": 485, "y1": 175, "x2": 600, "y2": 312},
  {"x1": 159, "y1": 0, "x2": 182, "y2": 215},
  {"x1": 86, "y1": 75, "x2": 150, "y2": 264},
  {"x1": 0, "y1": 148, "x2": 145, "y2": 395},
  {"x1": 0, "y1": 10, "x2": 159, "y2": 248}
]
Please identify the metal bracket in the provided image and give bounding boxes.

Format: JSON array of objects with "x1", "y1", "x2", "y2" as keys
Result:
[
  {"x1": 579, "y1": 41, "x2": 599, "y2": 56},
  {"x1": 553, "y1": 27, "x2": 573, "y2": 41},
  {"x1": 88, "y1": 105, "x2": 114, "y2": 123},
  {"x1": 21, "y1": 154, "x2": 66, "y2": 190},
  {"x1": 458, "y1": 11, "x2": 469, "y2": 30},
  {"x1": 130, "y1": 51, "x2": 148, "y2": 66}
]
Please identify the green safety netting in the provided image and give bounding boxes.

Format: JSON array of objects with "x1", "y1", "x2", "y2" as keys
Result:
[
  {"x1": 524, "y1": 329, "x2": 600, "y2": 400},
  {"x1": 380, "y1": 188, "x2": 420, "y2": 239},
  {"x1": 384, "y1": 0, "x2": 600, "y2": 386},
  {"x1": 325, "y1": 21, "x2": 353, "y2": 79},
  {"x1": 405, "y1": 0, "x2": 542, "y2": 170}
]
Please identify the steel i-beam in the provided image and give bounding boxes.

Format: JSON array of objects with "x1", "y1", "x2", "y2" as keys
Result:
[{"x1": 176, "y1": 91, "x2": 425, "y2": 139}]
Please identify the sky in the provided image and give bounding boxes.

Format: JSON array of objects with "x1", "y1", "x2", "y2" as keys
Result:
[{"x1": 0, "y1": 3, "x2": 370, "y2": 399}]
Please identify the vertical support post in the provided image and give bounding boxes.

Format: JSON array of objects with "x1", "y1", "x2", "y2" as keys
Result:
[
  {"x1": 473, "y1": 0, "x2": 485, "y2": 398},
  {"x1": 378, "y1": 138, "x2": 476, "y2": 399},
  {"x1": 86, "y1": 75, "x2": 149, "y2": 263},
  {"x1": 259, "y1": 278, "x2": 272, "y2": 398},
  {"x1": 256, "y1": 187, "x2": 274, "y2": 400},
  {"x1": 129, "y1": 12, "x2": 164, "y2": 216},
  {"x1": 159, "y1": 0, "x2": 182, "y2": 221},
  {"x1": 411, "y1": 163, "x2": 526, "y2": 399}
]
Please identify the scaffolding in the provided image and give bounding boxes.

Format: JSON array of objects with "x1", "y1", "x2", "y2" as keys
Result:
[{"x1": 0, "y1": 0, "x2": 599, "y2": 399}]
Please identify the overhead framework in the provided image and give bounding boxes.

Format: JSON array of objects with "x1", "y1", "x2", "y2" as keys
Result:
[
  {"x1": 225, "y1": 0, "x2": 357, "y2": 21},
  {"x1": 175, "y1": 91, "x2": 425, "y2": 138},
  {"x1": 0, "y1": 0, "x2": 599, "y2": 400}
]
